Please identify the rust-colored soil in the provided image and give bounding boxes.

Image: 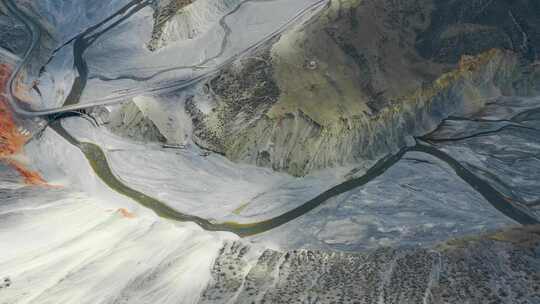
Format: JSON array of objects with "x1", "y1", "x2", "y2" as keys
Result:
[
  {"x1": 118, "y1": 208, "x2": 136, "y2": 219},
  {"x1": 0, "y1": 63, "x2": 47, "y2": 186}
]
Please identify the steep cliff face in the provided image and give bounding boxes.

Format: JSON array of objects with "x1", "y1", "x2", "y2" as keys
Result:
[{"x1": 186, "y1": 0, "x2": 540, "y2": 176}]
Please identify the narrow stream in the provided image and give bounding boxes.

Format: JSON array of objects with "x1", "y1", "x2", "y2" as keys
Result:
[
  {"x1": 411, "y1": 143, "x2": 539, "y2": 225},
  {"x1": 5, "y1": 0, "x2": 329, "y2": 116},
  {"x1": 49, "y1": 120, "x2": 409, "y2": 237},
  {"x1": 7, "y1": 0, "x2": 539, "y2": 237},
  {"x1": 51, "y1": 116, "x2": 539, "y2": 237},
  {"x1": 63, "y1": 0, "x2": 152, "y2": 106}
]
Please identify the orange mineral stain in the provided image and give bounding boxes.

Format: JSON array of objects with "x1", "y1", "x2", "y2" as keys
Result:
[
  {"x1": 118, "y1": 208, "x2": 136, "y2": 219},
  {"x1": 0, "y1": 63, "x2": 47, "y2": 186},
  {"x1": 6, "y1": 159, "x2": 47, "y2": 186}
]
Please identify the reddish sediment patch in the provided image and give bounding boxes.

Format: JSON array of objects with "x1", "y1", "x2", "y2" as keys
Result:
[
  {"x1": 118, "y1": 208, "x2": 136, "y2": 219},
  {"x1": 6, "y1": 159, "x2": 47, "y2": 185},
  {"x1": 0, "y1": 63, "x2": 47, "y2": 186}
]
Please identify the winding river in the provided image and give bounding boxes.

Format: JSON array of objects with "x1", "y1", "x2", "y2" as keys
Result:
[
  {"x1": 50, "y1": 118, "x2": 539, "y2": 237},
  {"x1": 6, "y1": 0, "x2": 539, "y2": 237},
  {"x1": 63, "y1": 0, "x2": 152, "y2": 106}
]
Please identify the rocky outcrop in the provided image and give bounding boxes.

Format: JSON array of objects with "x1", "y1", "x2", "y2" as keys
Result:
[
  {"x1": 104, "y1": 101, "x2": 167, "y2": 143},
  {"x1": 185, "y1": 47, "x2": 280, "y2": 156},
  {"x1": 147, "y1": 0, "x2": 243, "y2": 51},
  {"x1": 200, "y1": 225, "x2": 540, "y2": 304},
  {"x1": 147, "y1": 0, "x2": 195, "y2": 51},
  {"x1": 186, "y1": 0, "x2": 540, "y2": 176}
]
